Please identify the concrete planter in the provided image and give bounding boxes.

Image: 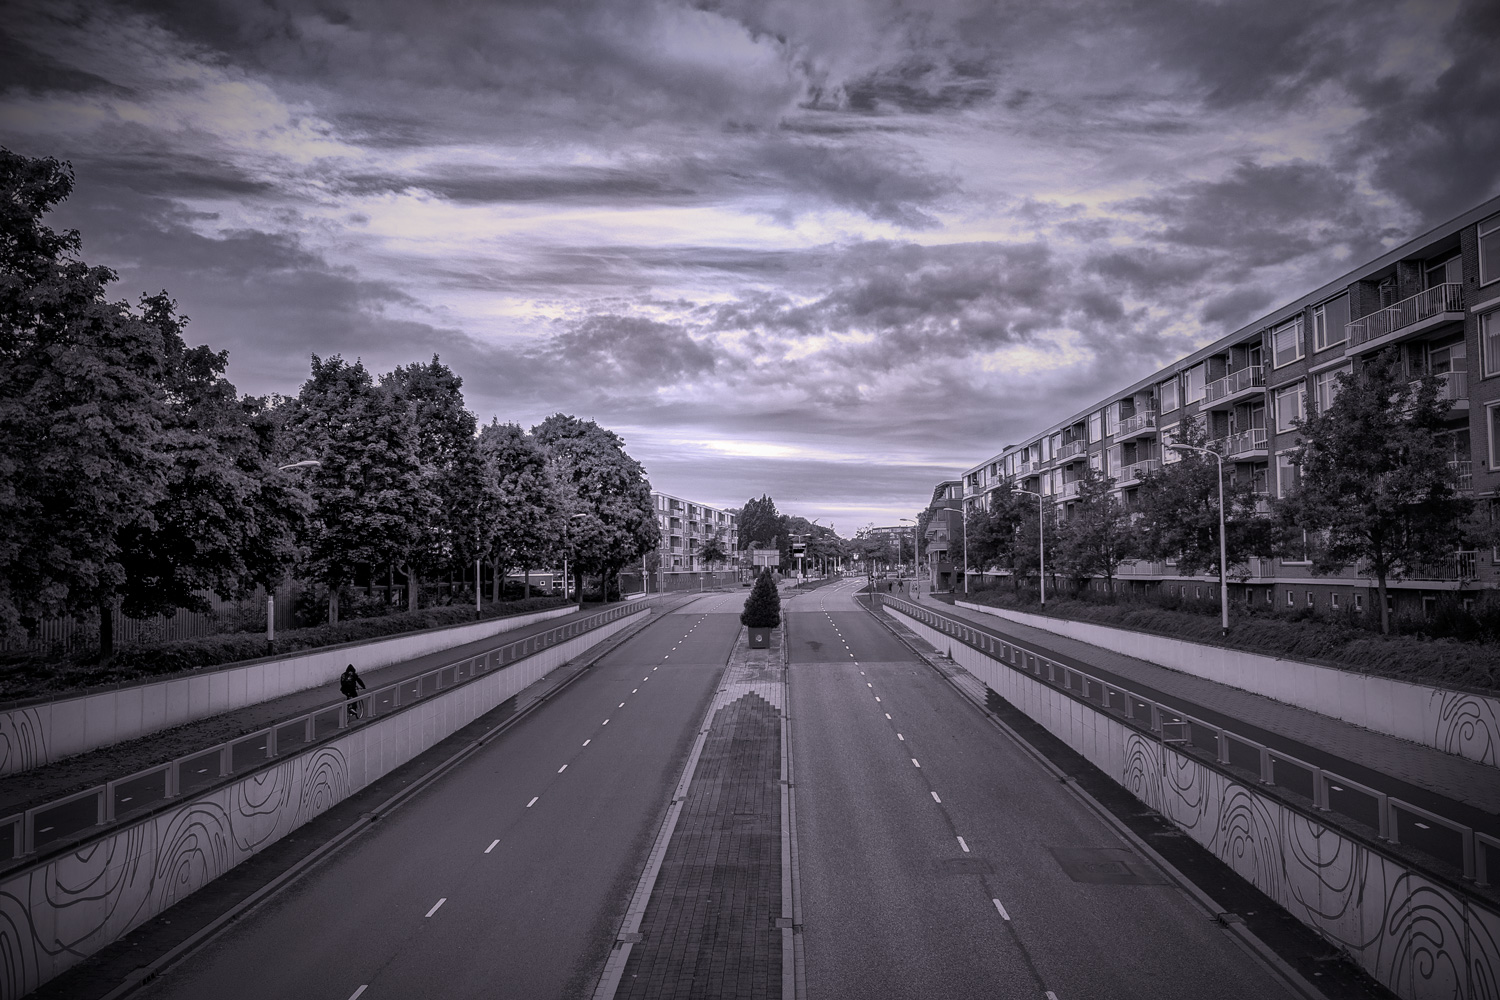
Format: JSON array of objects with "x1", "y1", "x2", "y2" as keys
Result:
[{"x1": 747, "y1": 627, "x2": 770, "y2": 648}]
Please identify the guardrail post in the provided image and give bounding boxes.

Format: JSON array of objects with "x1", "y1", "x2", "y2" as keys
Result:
[
  {"x1": 166, "y1": 761, "x2": 179, "y2": 800},
  {"x1": 220, "y1": 745, "x2": 233, "y2": 778},
  {"x1": 1149, "y1": 703, "x2": 1161, "y2": 732},
  {"x1": 1462, "y1": 828, "x2": 1476, "y2": 881},
  {"x1": 1259, "y1": 748, "x2": 1274, "y2": 785},
  {"x1": 1216, "y1": 731, "x2": 1230, "y2": 765},
  {"x1": 1383, "y1": 797, "x2": 1396, "y2": 842},
  {"x1": 305, "y1": 716, "x2": 315, "y2": 744},
  {"x1": 99, "y1": 786, "x2": 112, "y2": 824},
  {"x1": 266, "y1": 726, "x2": 277, "y2": 759},
  {"x1": 1312, "y1": 769, "x2": 1327, "y2": 810}
]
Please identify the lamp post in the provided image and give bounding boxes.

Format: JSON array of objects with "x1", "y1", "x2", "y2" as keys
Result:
[
  {"x1": 1014, "y1": 488, "x2": 1046, "y2": 608},
  {"x1": 899, "y1": 517, "x2": 916, "y2": 594},
  {"x1": 1167, "y1": 442, "x2": 1230, "y2": 635},
  {"x1": 265, "y1": 459, "x2": 321, "y2": 648}
]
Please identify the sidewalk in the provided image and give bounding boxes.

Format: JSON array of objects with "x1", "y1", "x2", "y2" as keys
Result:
[{"x1": 0, "y1": 595, "x2": 698, "y2": 824}]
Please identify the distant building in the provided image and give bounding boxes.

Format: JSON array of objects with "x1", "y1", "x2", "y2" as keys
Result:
[
  {"x1": 959, "y1": 194, "x2": 1500, "y2": 615},
  {"x1": 650, "y1": 491, "x2": 740, "y2": 576},
  {"x1": 921, "y1": 481, "x2": 963, "y2": 591}
]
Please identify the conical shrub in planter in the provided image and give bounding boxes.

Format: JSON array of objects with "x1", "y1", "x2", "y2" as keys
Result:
[{"x1": 741, "y1": 569, "x2": 781, "y2": 648}]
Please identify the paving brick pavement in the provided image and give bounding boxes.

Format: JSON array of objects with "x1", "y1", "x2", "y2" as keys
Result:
[
  {"x1": 615, "y1": 630, "x2": 785, "y2": 1000},
  {"x1": 880, "y1": 597, "x2": 1500, "y2": 831},
  {"x1": 0, "y1": 596, "x2": 698, "y2": 821}
]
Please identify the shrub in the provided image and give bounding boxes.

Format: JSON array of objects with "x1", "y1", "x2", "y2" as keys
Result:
[{"x1": 740, "y1": 570, "x2": 782, "y2": 628}]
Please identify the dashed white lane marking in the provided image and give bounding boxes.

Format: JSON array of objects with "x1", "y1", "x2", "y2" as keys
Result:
[
  {"x1": 912, "y1": 759, "x2": 921, "y2": 768},
  {"x1": 347, "y1": 987, "x2": 368, "y2": 1000},
  {"x1": 957, "y1": 836, "x2": 970, "y2": 853},
  {"x1": 583, "y1": 739, "x2": 591, "y2": 746},
  {"x1": 884, "y1": 713, "x2": 892, "y2": 720},
  {"x1": 897, "y1": 733, "x2": 905, "y2": 740},
  {"x1": 485, "y1": 839, "x2": 499, "y2": 854},
  {"x1": 993, "y1": 899, "x2": 1010, "y2": 920},
  {"x1": 619, "y1": 702, "x2": 626, "y2": 708},
  {"x1": 931, "y1": 791, "x2": 941, "y2": 803},
  {"x1": 874, "y1": 697, "x2": 881, "y2": 702},
  {"x1": 527, "y1": 796, "x2": 539, "y2": 808},
  {"x1": 603, "y1": 719, "x2": 610, "y2": 725},
  {"x1": 425, "y1": 898, "x2": 446, "y2": 918},
  {"x1": 558, "y1": 764, "x2": 568, "y2": 773},
  {"x1": 632, "y1": 688, "x2": 638, "y2": 693},
  {"x1": 1045, "y1": 993, "x2": 1059, "y2": 1000}
]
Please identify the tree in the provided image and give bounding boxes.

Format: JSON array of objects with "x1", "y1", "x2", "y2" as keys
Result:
[
  {"x1": 478, "y1": 420, "x2": 564, "y2": 601},
  {"x1": 113, "y1": 294, "x2": 306, "y2": 639},
  {"x1": 968, "y1": 484, "x2": 1029, "y2": 582},
  {"x1": 287, "y1": 356, "x2": 437, "y2": 623},
  {"x1": 699, "y1": 532, "x2": 728, "y2": 570},
  {"x1": 738, "y1": 495, "x2": 784, "y2": 550},
  {"x1": 1278, "y1": 351, "x2": 1473, "y2": 633},
  {"x1": 533, "y1": 414, "x2": 659, "y2": 601},
  {"x1": 383, "y1": 357, "x2": 485, "y2": 610},
  {"x1": 1135, "y1": 417, "x2": 1271, "y2": 580},
  {"x1": 1055, "y1": 467, "x2": 1138, "y2": 592},
  {"x1": 740, "y1": 568, "x2": 781, "y2": 627}
]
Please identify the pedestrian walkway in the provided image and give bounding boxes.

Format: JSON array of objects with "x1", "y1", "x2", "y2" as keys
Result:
[
  {"x1": 0, "y1": 596, "x2": 696, "y2": 826},
  {"x1": 876, "y1": 595, "x2": 1500, "y2": 891},
  {"x1": 615, "y1": 625, "x2": 786, "y2": 999}
]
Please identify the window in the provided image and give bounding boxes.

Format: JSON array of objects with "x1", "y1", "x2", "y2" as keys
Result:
[
  {"x1": 1276, "y1": 452, "x2": 1301, "y2": 498},
  {"x1": 1160, "y1": 377, "x2": 1180, "y2": 412},
  {"x1": 1185, "y1": 364, "x2": 1206, "y2": 403},
  {"x1": 1272, "y1": 318, "x2": 1304, "y2": 367},
  {"x1": 1089, "y1": 412, "x2": 1102, "y2": 442},
  {"x1": 1195, "y1": 586, "x2": 1202, "y2": 599},
  {"x1": 1286, "y1": 590, "x2": 1295, "y2": 607},
  {"x1": 1307, "y1": 591, "x2": 1315, "y2": 608},
  {"x1": 1313, "y1": 365, "x2": 1351, "y2": 414},
  {"x1": 1331, "y1": 593, "x2": 1340, "y2": 610},
  {"x1": 1107, "y1": 445, "x2": 1122, "y2": 473},
  {"x1": 1311, "y1": 306, "x2": 1327, "y2": 352},
  {"x1": 1162, "y1": 424, "x2": 1181, "y2": 463},
  {"x1": 1489, "y1": 402, "x2": 1500, "y2": 470},
  {"x1": 1105, "y1": 405, "x2": 1118, "y2": 437},
  {"x1": 1267, "y1": 589, "x2": 1274, "y2": 605},
  {"x1": 1354, "y1": 593, "x2": 1364, "y2": 611},
  {"x1": 1483, "y1": 312, "x2": 1500, "y2": 378},
  {"x1": 1275, "y1": 383, "x2": 1306, "y2": 432},
  {"x1": 1313, "y1": 294, "x2": 1349, "y2": 352},
  {"x1": 1480, "y1": 214, "x2": 1500, "y2": 286}
]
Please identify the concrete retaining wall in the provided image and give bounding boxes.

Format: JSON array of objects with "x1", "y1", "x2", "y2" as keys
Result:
[
  {"x1": 0, "y1": 606, "x2": 577, "y2": 778},
  {"x1": 0, "y1": 608, "x2": 644, "y2": 999},
  {"x1": 892, "y1": 607, "x2": 1500, "y2": 1000},
  {"x1": 957, "y1": 601, "x2": 1500, "y2": 770}
]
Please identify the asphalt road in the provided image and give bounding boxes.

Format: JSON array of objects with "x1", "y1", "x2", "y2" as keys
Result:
[
  {"x1": 138, "y1": 592, "x2": 747, "y2": 1000},
  {"x1": 787, "y1": 578, "x2": 1297, "y2": 1000}
]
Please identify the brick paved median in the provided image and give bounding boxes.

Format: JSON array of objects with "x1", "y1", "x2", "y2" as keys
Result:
[{"x1": 616, "y1": 628, "x2": 785, "y2": 1000}]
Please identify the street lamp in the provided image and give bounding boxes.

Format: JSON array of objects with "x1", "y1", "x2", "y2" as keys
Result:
[
  {"x1": 1014, "y1": 488, "x2": 1046, "y2": 608},
  {"x1": 1167, "y1": 443, "x2": 1230, "y2": 635},
  {"x1": 898, "y1": 517, "x2": 915, "y2": 588}
]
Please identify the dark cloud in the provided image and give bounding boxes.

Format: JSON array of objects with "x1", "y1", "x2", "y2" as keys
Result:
[{"x1": 544, "y1": 315, "x2": 724, "y2": 384}]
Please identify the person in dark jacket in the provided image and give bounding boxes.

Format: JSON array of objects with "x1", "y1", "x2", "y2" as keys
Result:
[{"x1": 340, "y1": 664, "x2": 367, "y2": 719}]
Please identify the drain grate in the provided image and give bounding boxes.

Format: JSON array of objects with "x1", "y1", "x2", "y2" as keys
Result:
[{"x1": 1049, "y1": 847, "x2": 1169, "y2": 885}]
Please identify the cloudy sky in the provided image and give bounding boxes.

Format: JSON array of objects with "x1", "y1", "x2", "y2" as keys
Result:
[{"x1": 3, "y1": 0, "x2": 1498, "y2": 530}]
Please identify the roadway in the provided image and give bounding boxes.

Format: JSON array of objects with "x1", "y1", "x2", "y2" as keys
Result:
[
  {"x1": 138, "y1": 592, "x2": 747, "y2": 1000},
  {"x1": 786, "y1": 578, "x2": 1297, "y2": 1000}
]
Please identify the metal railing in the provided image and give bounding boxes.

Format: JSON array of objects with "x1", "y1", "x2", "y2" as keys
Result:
[
  {"x1": 1409, "y1": 370, "x2": 1469, "y2": 403},
  {"x1": 1218, "y1": 426, "x2": 1269, "y2": 458},
  {"x1": 1060, "y1": 479, "x2": 1083, "y2": 498},
  {"x1": 1204, "y1": 366, "x2": 1265, "y2": 405},
  {"x1": 1117, "y1": 458, "x2": 1161, "y2": 484},
  {"x1": 0, "y1": 602, "x2": 644, "y2": 866},
  {"x1": 1450, "y1": 459, "x2": 1474, "y2": 491},
  {"x1": 1058, "y1": 439, "x2": 1088, "y2": 461},
  {"x1": 880, "y1": 596, "x2": 1494, "y2": 886},
  {"x1": 1348, "y1": 282, "x2": 1465, "y2": 347},
  {"x1": 1116, "y1": 411, "x2": 1158, "y2": 437}
]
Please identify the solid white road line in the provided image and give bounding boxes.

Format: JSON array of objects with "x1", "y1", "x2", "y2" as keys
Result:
[
  {"x1": 485, "y1": 839, "x2": 499, "y2": 854},
  {"x1": 957, "y1": 837, "x2": 970, "y2": 853},
  {"x1": 558, "y1": 764, "x2": 568, "y2": 773},
  {"x1": 931, "y1": 791, "x2": 941, "y2": 803},
  {"x1": 527, "y1": 796, "x2": 539, "y2": 807},
  {"x1": 347, "y1": 987, "x2": 369, "y2": 1000},
  {"x1": 993, "y1": 899, "x2": 1010, "y2": 920},
  {"x1": 426, "y1": 898, "x2": 446, "y2": 918}
]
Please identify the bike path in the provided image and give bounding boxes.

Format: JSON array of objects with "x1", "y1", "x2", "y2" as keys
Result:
[{"x1": 0, "y1": 596, "x2": 700, "y2": 824}]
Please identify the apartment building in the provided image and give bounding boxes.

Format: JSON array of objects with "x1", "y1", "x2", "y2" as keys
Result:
[
  {"x1": 651, "y1": 491, "x2": 740, "y2": 574},
  {"x1": 961, "y1": 195, "x2": 1500, "y2": 616},
  {"x1": 922, "y1": 481, "x2": 964, "y2": 591}
]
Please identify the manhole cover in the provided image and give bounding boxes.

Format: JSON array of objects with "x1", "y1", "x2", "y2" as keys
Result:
[
  {"x1": 1049, "y1": 847, "x2": 1168, "y2": 885},
  {"x1": 933, "y1": 857, "x2": 994, "y2": 875}
]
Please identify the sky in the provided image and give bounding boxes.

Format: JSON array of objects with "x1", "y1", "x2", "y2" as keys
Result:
[{"x1": 2, "y1": 0, "x2": 1499, "y2": 532}]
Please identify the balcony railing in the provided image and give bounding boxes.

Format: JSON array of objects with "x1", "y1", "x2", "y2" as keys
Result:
[
  {"x1": 1116, "y1": 411, "x2": 1158, "y2": 437},
  {"x1": 1219, "y1": 427, "x2": 1269, "y2": 459},
  {"x1": 1347, "y1": 282, "x2": 1464, "y2": 348},
  {"x1": 1118, "y1": 458, "x2": 1161, "y2": 483},
  {"x1": 1058, "y1": 439, "x2": 1087, "y2": 461},
  {"x1": 1204, "y1": 366, "x2": 1265, "y2": 406},
  {"x1": 1060, "y1": 479, "x2": 1083, "y2": 498},
  {"x1": 1449, "y1": 460, "x2": 1473, "y2": 491},
  {"x1": 1412, "y1": 550, "x2": 1480, "y2": 581},
  {"x1": 1409, "y1": 370, "x2": 1469, "y2": 403}
]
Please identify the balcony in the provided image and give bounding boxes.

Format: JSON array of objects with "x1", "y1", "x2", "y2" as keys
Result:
[
  {"x1": 1203, "y1": 366, "x2": 1265, "y2": 409},
  {"x1": 1412, "y1": 550, "x2": 1479, "y2": 581},
  {"x1": 1115, "y1": 411, "x2": 1158, "y2": 442},
  {"x1": 1219, "y1": 427, "x2": 1269, "y2": 460},
  {"x1": 1449, "y1": 460, "x2": 1473, "y2": 491},
  {"x1": 1116, "y1": 458, "x2": 1161, "y2": 484},
  {"x1": 1410, "y1": 370, "x2": 1469, "y2": 408},
  {"x1": 1059, "y1": 479, "x2": 1083, "y2": 498},
  {"x1": 1348, "y1": 282, "x2": 1465, "y2": 354},
  {"x1": 1016, "y1": 460, "x2": 1034, "y2": 476},
  {"x1": 1057, "y1": 439, "x2": 1088, "y2": 461}
]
